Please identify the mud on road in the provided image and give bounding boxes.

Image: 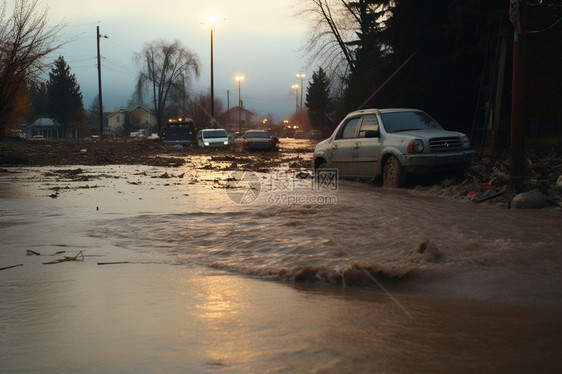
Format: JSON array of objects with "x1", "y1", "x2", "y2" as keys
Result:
[
  {"x1": 1, "y1": 138, "x2": 560, "y2": 208},
  {"x1": 0, "y1": 138, "x2": 313, "y2": 170}
]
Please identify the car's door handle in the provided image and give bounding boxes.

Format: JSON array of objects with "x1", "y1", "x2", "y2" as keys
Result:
[
  {"x1": 354, "y1": 143, "x2": 359, "y2": 149},
  {"x1": 332, "y1": 145, "x2": 337, "y2": 150}
]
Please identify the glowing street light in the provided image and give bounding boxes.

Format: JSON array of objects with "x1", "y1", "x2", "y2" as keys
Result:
[
  {"x1": 201, "y1": 16, "x2": 226, "y2": 122},
  {"x1": 235, "y1": 75, "x2": 245, "y2": 131}
]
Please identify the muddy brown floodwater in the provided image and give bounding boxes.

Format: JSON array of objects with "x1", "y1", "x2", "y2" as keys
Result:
[{"x1": 1, "y1": 139, "x2": 561, "y2": 373}]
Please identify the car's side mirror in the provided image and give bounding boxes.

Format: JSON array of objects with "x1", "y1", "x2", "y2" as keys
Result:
[{"x1": 365, "y1": 130, "x2": 379, "y2": 138}]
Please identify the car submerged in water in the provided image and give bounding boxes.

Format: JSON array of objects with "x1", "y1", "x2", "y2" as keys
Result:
[
  {"x1": 242, "y1": 130, "x2": 277, "y2": 150},
  {"x1": 162, "y1": 118, "x2": 196, "y2": 144},
  {"x1": 197, "y1": 129, "x2": 230, "y2": 148},
  {"x1": 313, "y1": 108, "x2": 476, "y2": 188}
]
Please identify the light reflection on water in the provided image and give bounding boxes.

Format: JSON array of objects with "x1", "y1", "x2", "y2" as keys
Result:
[{"x1": 1, "y1": 163, "x2": 562, "y2": 373}]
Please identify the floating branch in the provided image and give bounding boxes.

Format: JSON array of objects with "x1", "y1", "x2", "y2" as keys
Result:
[
  {"x1": 0, "y1": 264, "x2": 23, "y2": 271},
  {"x1": 43, "y1": 251, "x2": 84, "y2": 265}
]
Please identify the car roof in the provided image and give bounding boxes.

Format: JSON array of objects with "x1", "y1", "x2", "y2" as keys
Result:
[
  {"x1": 201, "y1": 128, "x2": 227, "y2": 132},
  {"x1": 345, "y1": 108, "x2": 423, "y2": 117}
]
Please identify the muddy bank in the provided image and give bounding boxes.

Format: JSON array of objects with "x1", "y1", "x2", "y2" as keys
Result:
[{"x1": 415, "y1": 147, "x2": 562, "y2": 208}]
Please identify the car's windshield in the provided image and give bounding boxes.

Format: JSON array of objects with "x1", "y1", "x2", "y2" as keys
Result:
[
  {"x1": 381, "y1": 111, "x2": 443, "y2": 133},
  {"x1": 203, "y1": 130, "x2": 227, "y2": 138},
  {"x1": 246, "y1": 132, "x2": 270, "y2": 138}
]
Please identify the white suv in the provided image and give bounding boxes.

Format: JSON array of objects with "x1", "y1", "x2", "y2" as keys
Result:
[
  {"x1": 313, "y1": 108, "x2": 476, "y2": 188},
  {"x1": 197, "y1": 129, "x2": 230, "y2": 148}
]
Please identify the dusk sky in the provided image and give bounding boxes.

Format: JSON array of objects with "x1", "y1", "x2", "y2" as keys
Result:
[{"x1": 37, "y1": 0, "x2": 313, "y2": 121}]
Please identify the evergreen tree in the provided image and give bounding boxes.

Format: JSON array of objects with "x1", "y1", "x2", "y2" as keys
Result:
[
  {"x1": 46, "y1": 56, "x2": 85, "y2": 137},
  {"x1": 29, "y1": 80, "x2": 49, "y2": 119},
  {"x1": 373, "y1": 0, "x2": 508, "y2": 132},
  {"x1": 305, "y1": 67, "x2": 333, "y2": 136},
  {"x1": 341, "y1": 0, "x2": 392, "y2": 114}
]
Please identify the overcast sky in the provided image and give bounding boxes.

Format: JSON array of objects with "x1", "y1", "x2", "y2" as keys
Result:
[{"x1": 35, "y1": 0, "x2": 313, "y2": 122}]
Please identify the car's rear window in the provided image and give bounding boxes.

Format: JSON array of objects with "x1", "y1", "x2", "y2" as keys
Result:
[
  {"x1": 246, "y1": 132, "x2": 269, "y2": 138},
  {"x1": 381, "y1": 111, "x2": 443, "y2": 133}
]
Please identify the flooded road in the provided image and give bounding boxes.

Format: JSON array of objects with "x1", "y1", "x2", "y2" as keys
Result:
[{"x1": 1, "y1": 154, "x2": 561, "y2": 373}]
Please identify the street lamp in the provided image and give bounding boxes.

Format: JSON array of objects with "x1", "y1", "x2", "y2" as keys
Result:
[
  {"x1": 291, "y1": 84, "x2": 299, "y2": 124},
  {"x1": 235, "y1": 75, "x2": 245, "y2": 131},
  {"x1": 296, "y1": 73, "x2": 305, "y2": 115},
  {"x1": 201, "y1": 16, "x2": 225, "y2": 123}
]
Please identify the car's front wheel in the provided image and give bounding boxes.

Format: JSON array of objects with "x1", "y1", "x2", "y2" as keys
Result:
[
  {"x1": 315, "y1": 160, "x2": 328, "y2": 171},
  {"x1": 383, "y1": 156, "x2": 406, "y2": 188}
]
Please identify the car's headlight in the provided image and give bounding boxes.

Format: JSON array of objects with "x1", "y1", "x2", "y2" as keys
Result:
[
  {"x1": 407, "y1": 139, "x2": 424, "y2": 153},
  {"x1": 204, "y1": 142, "x2": 210, "y2": 146},
  {"x1": 461, "y1": 134, "x2": 470, "y2": 149},
  {"x1": 223, "y1": 141, "x2": 228, "y2": 145}
]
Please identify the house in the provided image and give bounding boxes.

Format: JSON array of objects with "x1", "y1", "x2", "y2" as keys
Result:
[
  {"x1": 106, "y1": 106, "x2": 157, "y2": 133},
  {"x1": 23, "y1": 118, "x2": 62, "y2": 139},
  {"x1": 217, "y1": 106, "x2": 261, "y2": 132}
]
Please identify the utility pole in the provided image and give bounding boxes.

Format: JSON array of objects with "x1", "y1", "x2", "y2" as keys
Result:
[
  {"x1": 296, "y1": 74, "x2": 306, "y2": 129},
  {"x1": 291, "y1": 84, "x2": 299, "y2": 126},
  {"x1": 236, "y1": 76, "x2": 244, "y2": 132},
  {"x1": 210, "y1": 26, "x2": 214, "y2": 120},
  {"x1": 509, "y1": 0, "x2": 527, "y2": 192},
  {"x1": 96, "y1": 26, "x2": 107, "y2": 137}
]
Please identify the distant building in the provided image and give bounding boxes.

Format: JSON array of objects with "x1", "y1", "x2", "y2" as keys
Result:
[
  {"x1": 218, "y1": 106, "x2": 260, "y2": 132},
  {"x1": 107, "y1": 106, "x2": 157, "y2": 133},
  {"x1": 23, "y1": 118, "x2": 62, "y2": 139}
]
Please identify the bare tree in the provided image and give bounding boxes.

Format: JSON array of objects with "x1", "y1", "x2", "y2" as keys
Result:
[
  {"x1": 187, "y1": 93, "x2": 224, "y2": 127},
  {"x1": 0, "y1": 0, "x2": 65, "y2": 136},
  {"x1": 296, "y1": 0, "x2": 390, "y2": 80},
  {"x1": 297, "y1": 1, "x2": 354, "y2": 76},
  {"x1": 134, "y1": 39, "x2": 200, "y2": 134}
]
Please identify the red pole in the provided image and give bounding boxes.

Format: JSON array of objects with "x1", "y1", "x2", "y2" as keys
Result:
[{"x1": 510, "y1": 0, "x2": 527, "y2": 192}]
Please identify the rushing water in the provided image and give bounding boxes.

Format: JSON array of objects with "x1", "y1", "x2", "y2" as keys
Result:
[
  {"x1": 89, "y1": 164, "x2": 562, "y2": 307},
  {"x1": 1, "y1": 152, "x2": 561, "y2": 373}
]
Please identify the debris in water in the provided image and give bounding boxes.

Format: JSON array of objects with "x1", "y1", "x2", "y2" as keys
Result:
[
  {"x1": 416, "y1": 240, "x2": 442, "y2": 262},
  {"x1": 0, "y1": 264, "x2": 23, "y2": 271},
  {"x1": 416, "y1": 240, "x2": 429, "y2": 254},
  {"x1": 42, "y1": 251, "x2": 84, "y2": 265},
  {"x1": 97, "y1": 261, "x2": 130, "y2": 265},
  {"x1": 26, "y1": 250, "x2": 41, "y2": 256}
]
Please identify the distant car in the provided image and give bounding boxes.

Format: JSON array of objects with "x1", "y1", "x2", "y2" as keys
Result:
[
  {"x1": 294, "y1": 131, "x2": 307, "y2": 139},
  {"x1": 310, "y1": 130, "x2": 322, "y2": 139},
  {"x1": 197, "y1": 129, "x2": 230, "y2": 148},
  {"x1": 30, "y1": 135, "x2": 45, "y2": 141},
  {"x1": 313, "y1": 108, "x2": 476, "y2": 188},
  {"x1": 242, "y1": 130, "x2": 276, "y2": 150}
]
